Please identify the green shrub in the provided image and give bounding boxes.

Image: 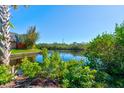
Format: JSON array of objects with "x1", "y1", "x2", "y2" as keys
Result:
[
  {"x1": 20, "y1": 57, "x2": 41, "y2": 78},
  {"x1": 42, "y1": 48, "x2": 48, "y2": 59},
  {"x1": 85, "y1": 33, "x2": 114, "y2": 70},
  {"x1": 49, "y1": 52, "x2": 62, "y2": 79},
  {"x1": 42, "y1": 48, "x2": 50, "y2": 69},
  {"x1": 0, "y1": 65, "x2": 13, "y2": 85},
  {"x1": 62, "y1": 79, "x2": 70, "y2": 88},
  {"x1": 85, "y1": 22, "x2": 124, "y2": 75},
  {"x1": 41, "y1": 48, "x2": 50, "y2": 77},
  {"x1": 94, "y1": 82, "x2": 108, "y2": 88},
  {"x1": 41, "y1": 50, "x2": 63, "y2": 79},
  {"x1": 41, "y1": 49, "x2": 97, "y2": 88},
  {"x1": 114, "y1": 79, "x2": 124, "y2": 88},
  {"x1": 95, "y1": 71, "x2": 112, "y2": 83},
  {"x1": 61, "y1": 60, "x2": 97, "y2": 88},
  {"x1": 111, "y1": 77, "x2": 124, "y2": 88}
]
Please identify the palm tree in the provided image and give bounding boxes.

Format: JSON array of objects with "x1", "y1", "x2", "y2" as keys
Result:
[
  {"x1": 0, "y1": 5, "x2": 28, "y2": 65},
  {"x1": 0, "y1": 5, "x2": 11, "y2": 65}
]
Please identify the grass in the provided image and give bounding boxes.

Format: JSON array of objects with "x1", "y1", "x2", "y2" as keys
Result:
[{"x1": 11, "y1": 49, "x2": 41, "y2": 54}]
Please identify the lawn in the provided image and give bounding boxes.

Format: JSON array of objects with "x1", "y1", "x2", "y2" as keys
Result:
[{"x1": 11, "y1": 49, "x2": 41, "y2": 54}]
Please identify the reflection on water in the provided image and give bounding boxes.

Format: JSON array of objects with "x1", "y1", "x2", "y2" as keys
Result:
[
  {"x1": 35, "y1": 50, "x2": 87, "y2": 63},
  {"x1": 10, "y1": 55, "x2": 36, "y2": 66},
  {"x1": 10, "y1": 50, "x2": 88, "y2": 65}
]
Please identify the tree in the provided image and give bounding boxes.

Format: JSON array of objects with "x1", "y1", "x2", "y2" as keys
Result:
[
  {"x1": 26, "y1": 26, "x2": 39, "y2": 48},
  {"x1": 85, "y1": 22, "x2": 124, "y2": 75},
  {"x1": 0, "y1": 5, "x2": 28, "y2": 65},
  {"x1": 85, "y1": 33, "x2": 114, "y2": 71},
  {"x1": 112, "y1": 23, "x2": 124, "y2": 74},
  {"x1": 0, "y1": 6, "x2": 11, "y2": 65}
]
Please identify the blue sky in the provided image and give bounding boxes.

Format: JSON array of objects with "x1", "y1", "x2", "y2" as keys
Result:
[{"x1": 10, "y1": 5, "x2": 124, "y2": 44}]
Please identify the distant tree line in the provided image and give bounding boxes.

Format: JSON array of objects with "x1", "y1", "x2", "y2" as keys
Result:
[{"x1": 36, "y1": 42, "x2": 88, "y2": 50}]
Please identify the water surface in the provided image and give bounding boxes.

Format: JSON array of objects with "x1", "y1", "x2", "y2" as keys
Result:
[
  {"x1": 35, "y1": 50, "x2": 87, "y2": 63},
  {"x1": 10, "y1": 50, "x2": 88, "y2": 65}
]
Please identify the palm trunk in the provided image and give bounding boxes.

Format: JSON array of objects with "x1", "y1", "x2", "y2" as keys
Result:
[{"x1": 0, "y1": 5, "x2": 11, "y2": 65}]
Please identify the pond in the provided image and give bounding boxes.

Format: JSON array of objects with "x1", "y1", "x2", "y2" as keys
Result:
[
  {"x1": 10, "y1": 50, "x2": 88, "y2": 65},
  {"x1": 35, "y1": 50, "x2": 88, "y2": 63}
]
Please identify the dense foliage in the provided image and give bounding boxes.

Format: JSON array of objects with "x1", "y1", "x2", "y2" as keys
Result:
[
  {"x1": 41, "y1": 48, "x2": 96, "y2": 88},
  {"x1": 85, "y1": 22, "x2": 124, "y2": 87},
  {"x1": 85, "y1": 33, "x2": 114, "y2": 71},
  {"x1": 61, "y1": 60, "x2": 96, "y2": 88}
]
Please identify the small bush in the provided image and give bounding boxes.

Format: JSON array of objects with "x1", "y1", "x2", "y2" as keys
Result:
[
  {"x1": 41, "y1": 48, "x2": 51, "y2": 77},
  {"x1": 0, "y1": 65, "x2": 13, "y2": 85},
  {"x1": 20, "y1": 57, "x2": 41, "y2": 78},
  {"x1": 42, "y1": 48, "x2": 48, "y2": 59},
  {"x1": 49, "y1": 52, "x2": 62, "y2": 79},
  {"x1": 41, "y1": 49, "x2": 62, "y2": 79}
]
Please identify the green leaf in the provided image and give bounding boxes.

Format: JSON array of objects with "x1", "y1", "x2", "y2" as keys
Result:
[{"x1": 9, "y1": 22, "x2": 15, "y2": 29}]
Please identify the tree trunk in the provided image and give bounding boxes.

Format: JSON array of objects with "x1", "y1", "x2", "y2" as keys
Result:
[{"x1": 0, "y1": 5, "x2": 11, "y2": 65}]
